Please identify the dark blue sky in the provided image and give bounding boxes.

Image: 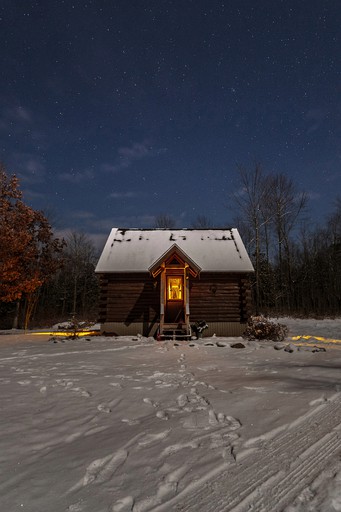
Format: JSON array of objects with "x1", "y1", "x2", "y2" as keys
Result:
[{"x1": 1, "y1": 1, "x2": 340, "y2": 247}]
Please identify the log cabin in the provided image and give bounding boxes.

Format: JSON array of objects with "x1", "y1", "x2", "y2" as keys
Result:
[{"x1": 95, "y1": 228, "x2": 254, "y2": 339}]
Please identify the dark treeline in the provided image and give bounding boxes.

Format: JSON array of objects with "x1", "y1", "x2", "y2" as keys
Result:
[
  {"x1": 1, "y1": 163, "x2": 340, "y2": 328},
  {"x1": 31, "y1": 232, "x2": 100, "y2": 327},
  {"x1": 232, "y1": 165, "x2": 341, "y2": 317},
  {"x1": 38, "y1": 166, "x2": 340, "y2": 323}
]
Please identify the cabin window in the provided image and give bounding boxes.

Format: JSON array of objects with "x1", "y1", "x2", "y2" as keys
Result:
[{"x1": 167, "y1": 277, "x2": 183, "y2": 300}]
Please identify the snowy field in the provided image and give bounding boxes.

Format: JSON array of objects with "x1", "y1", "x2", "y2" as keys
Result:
[{"x1": 0, "y1": 318, "x2": 341, "y2": 512}]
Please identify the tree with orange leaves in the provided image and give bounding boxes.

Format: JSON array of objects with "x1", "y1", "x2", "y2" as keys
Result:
[{"x1": 0, "y1": 164, "x2": 65, "y2": 327}]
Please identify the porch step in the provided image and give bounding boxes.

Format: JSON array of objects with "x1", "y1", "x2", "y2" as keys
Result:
[{"x1": 158, "y1": 323, "x2": 192, "y2": 341}]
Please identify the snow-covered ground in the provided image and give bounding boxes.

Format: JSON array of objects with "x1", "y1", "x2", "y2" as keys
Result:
[{"x1": 0, "y1": 318, "x2": 340, "y2": 512}]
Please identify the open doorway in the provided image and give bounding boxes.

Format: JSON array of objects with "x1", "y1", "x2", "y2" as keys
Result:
[{"x1": 165, "y1": 275, "x2": 184, "y2": 323}]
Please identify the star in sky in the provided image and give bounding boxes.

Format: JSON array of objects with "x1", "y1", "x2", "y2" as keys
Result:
[{"x1": 0, "y1": 0, "x2": 340, "y2": 248}]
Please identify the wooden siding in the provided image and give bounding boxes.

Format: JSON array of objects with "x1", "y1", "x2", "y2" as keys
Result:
[
  {"x1": 189, "y1": 273, "x2": 252, "y2": 323},
  {"x1": 98, "y1": 273, "x2": 160, "y2": 328},
  {"x1": 97, "y1": 271, "x2": 253, "y2": 334}
]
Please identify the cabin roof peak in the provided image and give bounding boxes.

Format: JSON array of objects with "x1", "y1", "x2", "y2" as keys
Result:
[
  {"x1": 148, "y1": 243, "x2": 202, "y2": 277},
  {"x1": 95, "y1": 228, "x2": 254, "y2": 274}
]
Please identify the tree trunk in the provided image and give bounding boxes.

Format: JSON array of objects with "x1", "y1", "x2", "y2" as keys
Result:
[{"x1": 12, "y1": 300, "x2": 20, "y2": 329}]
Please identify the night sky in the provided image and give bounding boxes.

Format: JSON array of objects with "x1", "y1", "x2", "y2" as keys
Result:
[{"x1": 1, "y1": 1, "x2": 340, "y2": 248}]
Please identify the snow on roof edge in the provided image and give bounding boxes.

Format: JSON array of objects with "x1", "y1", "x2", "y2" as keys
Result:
[{"x1": 95, "y1": 227, "x2": 254, "y2": 273}]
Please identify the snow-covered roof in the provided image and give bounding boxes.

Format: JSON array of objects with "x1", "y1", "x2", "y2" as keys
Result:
[{"x1": 95, "y1": 228, "x2": 254, "y2": 273}]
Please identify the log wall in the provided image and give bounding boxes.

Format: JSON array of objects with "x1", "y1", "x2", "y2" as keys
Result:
[
  {"x1": 97, "y1": 273, "x2": 160, "y2": 326},
  {"x1": 97, "y1": 271, "x2": 253, "y2": 333},
  {"x1": 189, "y1": 273, "x2": 252, "y2": 323}
]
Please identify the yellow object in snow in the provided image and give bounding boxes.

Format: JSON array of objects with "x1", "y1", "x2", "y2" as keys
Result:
[
  {"x1": 31, "y1": 331, "x2": 98, "y2": 337},
  {"x1": 291, "y1": 335, "x2": 341, "y2": 344}
]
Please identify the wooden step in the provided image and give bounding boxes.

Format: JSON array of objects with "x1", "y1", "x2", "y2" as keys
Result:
[{"x1": 159, "y1": 323, "x2": 192, "y2": 341}]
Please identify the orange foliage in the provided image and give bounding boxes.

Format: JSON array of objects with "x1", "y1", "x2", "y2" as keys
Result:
[{"x1": 0, "y1": 165, "x2": 65, "y2": 303}]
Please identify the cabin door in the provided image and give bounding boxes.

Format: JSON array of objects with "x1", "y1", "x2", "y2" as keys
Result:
[{"x1": 165, "y1": 275, "x2": 185, "y2": 323}]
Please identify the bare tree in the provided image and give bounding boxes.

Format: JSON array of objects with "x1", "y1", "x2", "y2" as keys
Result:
[
  {"x1": 154, "y1": 214, "x2": 176, "y2": 228},
  {"x1": 63, "y1": 232, "x2": 98, "y2": 317},
  {"x1": 266, "y1": 173, "x2": 308, "y2": 311},
  {"x1": 327, "y1": 197, "x2": 341, "y2": 245},
  {"x1": 324, "y1": 198, "x2": 341, "y2": 313},
  {"x1": 231, "y1": 164, "x2": 271, "y2": 313},
  {"x1": 191, "y1": 215, "x2": 213, "y2": 228}
]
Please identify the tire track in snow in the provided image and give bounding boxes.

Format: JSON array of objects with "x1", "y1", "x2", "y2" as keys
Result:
[
  {"x1": 151, "y1": 393, "x2": 341, "y2": 512},
  {"x1": 231, "y1": 428, "x2": 341, "y2": 512}
]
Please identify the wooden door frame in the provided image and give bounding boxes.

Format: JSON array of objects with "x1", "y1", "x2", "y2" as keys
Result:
[{"x1": 149, "y1": 245, "x2": 201, "y2": 333}]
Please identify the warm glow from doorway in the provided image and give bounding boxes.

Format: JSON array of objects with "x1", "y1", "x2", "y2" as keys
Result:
[{"x1": 167, "y1": 277, "x2": 182, "y2": 300}]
